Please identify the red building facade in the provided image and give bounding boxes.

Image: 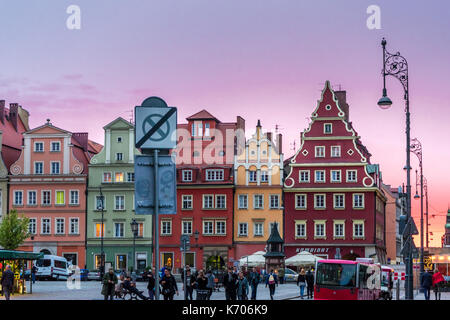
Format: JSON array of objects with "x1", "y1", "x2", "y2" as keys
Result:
[
  {"x1": 284, "y1": 81, "x2": 387, "y2": 263},
  {"x1": 159, "y1": 110, "x2": 245, "y2": 272}
]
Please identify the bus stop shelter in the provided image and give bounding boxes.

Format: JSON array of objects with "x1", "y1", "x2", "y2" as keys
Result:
[{"x1": 0, "y1": 250, "x2": 44, "y2": 295}]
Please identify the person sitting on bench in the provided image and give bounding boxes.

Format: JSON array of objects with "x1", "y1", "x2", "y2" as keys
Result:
[{"x1": 123, "y1": 276, "x2": 149, "y2": 300}]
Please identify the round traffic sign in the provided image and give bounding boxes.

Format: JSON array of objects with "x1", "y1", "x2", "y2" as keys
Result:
[{"x1": 142, "y1": 114, "x2": 171, "y2": 142}]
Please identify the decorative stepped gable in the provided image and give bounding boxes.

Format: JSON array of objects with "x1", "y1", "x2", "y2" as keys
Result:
[{"x1": 284, "y1": 80, "x2": 377, "y2": 189}]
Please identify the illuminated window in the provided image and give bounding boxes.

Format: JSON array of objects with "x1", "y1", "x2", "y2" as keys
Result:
[
  {"x1": 115, "y1": 172, "x2": 124, "y2": 183},
  {"x1": 103, "y1": 172, "x2": 112, "y2": 183},
  {"x1": 95, "y1": 223, "x2": 105, "y2": 237},
  {"x1": 56, "y1": 191, "x2": 65, "y2": 205}
]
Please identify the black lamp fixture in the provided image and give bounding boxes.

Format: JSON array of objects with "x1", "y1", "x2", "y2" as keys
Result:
[
  {"x1": 130, "y1": 219, "x2": 139, "y2": 236},
  {"x1": 194, "y1": 230, "x2": 200, "y2": 241},
  {"x1": 377, "y1": 39, "x2": 393, "y2": 109}
]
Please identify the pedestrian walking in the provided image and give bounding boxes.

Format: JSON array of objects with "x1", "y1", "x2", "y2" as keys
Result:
[
  {"x1": 249, "y1": 267, "x2": 260, "y2": 300},
  {"x1": 305, "y1": 268, "x2": 315, "y2": 299},
  {"x1": 147, "y1": 271, "x2": 156, "y2": 300},
  {"x1": 265, "y1": 269, "x2": 278, "y2": 300},
  {"x1": 101, "y1": 268, "x2": 118, "y2": 300},
  {"x1": 420, "y1": 270, "x2": 433, "y2": 300},
  {"x1": 206, "y1": 270, "x2": 216, "y2": 300},
  {"x1": 182, "y1": 269, "x2": 196, "y2": 300},
  {"x1": 432, "y1": 269, "x2": 445, "y2": 300},
  {"x1": 160, "y1": 268, "x2": 178, "y2": 300},
  {"x1": 194, "y1": 269, "x2": 209, "y2": 300},
  {"x1": 223, "y1": 267, "x2": 238, "y2": 300},
  {"x1": 237, "y1": 271, "x2": 249, "y2": 300},
  {"x1": 278, "y1": 268, "x2": 285, "y2": 284},
  {"x1": 1, "y1": 265, "x2": 14, "y2": 300},
  {"x1": 297, "y1": 268, "x2": 306, "y2": 299},
  {"x1": 31, "y1": 264, "x2": 37, "y2": 284}
]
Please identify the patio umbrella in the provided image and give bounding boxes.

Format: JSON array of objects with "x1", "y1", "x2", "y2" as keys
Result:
[
  {"x1": 239, "y1": 251, "x2": 266, "y2": 267},
  {"x1": 285, "y1": 251, "x2": 323, "y2": 267}
]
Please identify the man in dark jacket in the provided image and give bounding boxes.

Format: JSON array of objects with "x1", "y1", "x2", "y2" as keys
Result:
[
  {"x1": 146, "y1": 271, "x2": 156, "y2": 300},
  {"x1": 101, "y1": 268, "x2": 118, "y2": 300},
  {"x1": 160, "y1": 268, "x2": 178, "y2": 300},
  {"x1": 1, "y1": 265, "x2": 15, "y2": 300},
  {"x1": 182, "y1": 269, "x2": 196, "y2": 300},
  {"x1": 248, "y1": 267, "x2": 260, "y2": 300},
  {"x1": 305, "y1": 269, "x2": 315, "y2": 299},
  {"x1": 223, "y1": 267, "x2": 238, "y2": 300},
  {"x1": 421, "y1": 270, "x2": 433, "y2": 300}
]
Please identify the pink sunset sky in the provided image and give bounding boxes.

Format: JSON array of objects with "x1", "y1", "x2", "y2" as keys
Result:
[{"x1": 1, "y1": 0, "x2": 449, "y2": 247}]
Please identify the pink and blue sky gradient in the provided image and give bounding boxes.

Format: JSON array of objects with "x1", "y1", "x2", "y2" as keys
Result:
[{"x1": 1, "y1": 0, "x2": 449, "y2": 247}]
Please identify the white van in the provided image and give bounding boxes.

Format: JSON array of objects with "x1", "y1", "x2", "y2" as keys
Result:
[{"x1": 36, "y1": 255, "x2": 70, "y2": 280}]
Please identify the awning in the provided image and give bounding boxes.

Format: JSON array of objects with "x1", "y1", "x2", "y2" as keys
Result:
[{"x1": 0, "y1": 250, "x2": 44, "y2": 260}]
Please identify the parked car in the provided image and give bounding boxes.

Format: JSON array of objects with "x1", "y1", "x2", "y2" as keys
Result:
[
  {"x1": 35, "y1": 255, "x2": 70, "y2": 280},
  {"x1": 88, "y1": 270, "x2": 101, "y2": 281},
  {"x1": 284, "y1": 268, "x2": 299, "y2": 282}
]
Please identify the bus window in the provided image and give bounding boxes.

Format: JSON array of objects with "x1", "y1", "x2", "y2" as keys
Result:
[
  {"x1": 36, "y1": 259, "x2": 51, "y2": 267},
  {"x1": 54, "y1": 260, "x2": 67, "y2": 269},
  {"x1": 358, "y1": 264, "x2": 368, "y2": 289},
  {"x1": 316, "y1": 263, "x2": 357, "y2": 287}
]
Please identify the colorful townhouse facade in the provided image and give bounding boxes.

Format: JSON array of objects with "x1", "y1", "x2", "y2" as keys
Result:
[
  {"x1": 233, "y1": 120, "x2": 284, "y2": 259},
  {"x1": 86, "y1": 117, "x2": 150, "y2": 272},
  {"x1": 382, "y1": 183, "x2": 403, "y2": 264},
  {"x1": 283, "y1": 81, "x2": 387, "y2": 263},
  {"x1": 8, "y1": 120, "x2": 100, "y2": 268},
  {"x1": 159, "y1": 110, "x2": 245, "y2": 272}
]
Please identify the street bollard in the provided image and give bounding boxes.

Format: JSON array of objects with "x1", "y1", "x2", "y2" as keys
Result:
[{"x1": 396, "y1": 279, "x2": 400, "y2": 300}]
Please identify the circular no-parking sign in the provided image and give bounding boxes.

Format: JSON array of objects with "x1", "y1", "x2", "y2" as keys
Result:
[{"x1": 142, "y1": 114, "x2": 171, "y2": 142}]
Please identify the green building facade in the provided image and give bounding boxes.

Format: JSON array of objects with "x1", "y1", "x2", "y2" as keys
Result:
[{"x1": 86, "y1": 117, "x2": 152, "y2": 272}]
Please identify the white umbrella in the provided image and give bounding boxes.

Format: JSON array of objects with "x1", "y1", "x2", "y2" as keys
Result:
[
  {"x1": 239, "y1": 251, "x2": 266, "y2": 267},
  {"x1": 285, "y1": 251, "x2": 322, "y2": 267}
]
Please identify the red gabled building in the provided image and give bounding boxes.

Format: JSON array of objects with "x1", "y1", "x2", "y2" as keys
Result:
[
  {"x1": 284, "y1": 81, "x2": 387, "y2": 263},
  {"x1": 159, "y1": 110, "x2": 245, "y2": 272}
]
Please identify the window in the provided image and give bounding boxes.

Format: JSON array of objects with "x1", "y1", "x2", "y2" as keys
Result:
[
  {"x1": 334, "y1": 194, "x2": 345, "y2": 209},
  {"x1": 34, "y1": 142, "x2": 44, "y2": 152},
  {"x1": 56, "y1": 191, "x2": 65, "y2": 205},
  {"x1": 117, "y1": 137, "x2": 122, "y2": 143},
  {"x1": 215, "y1": 195, "x2": 226, "y2": 209},
  {"x1": 203, "y1": 195, "x2": 214, "y2": 209},
  {"x1": 295, "y1": 194, "x2": 307, "y2": 209},
  {"x1": 331, "y1": 146, "x2": 341, "y2": 157},
  {"x1": 70, "y1": 190, "x2": 79, "y2": 205},
  {"x1": 353, "y1": 221, "x2": 365, "y2": 238},
  {"x1": 103, "y1": 172, "x2": 112, "y2": 183},
  {"x1": 115, "y1": 195, "x2": 125, "y2": 210},
  {"x1": 42, "y1": 191, "x2": 51, "y2": 205},
  {"x1": 34, "y1": 162, "x2": 43, "y2": 175},
  {"x1": 116, "y1": 153, "x2": 123, "y2": 161},
  {"x1": 41, "y1": 218, "x2": 51, "y2": 235},
  {"x1": 334, "y1": 221, "x2": 345, "y2": 238},
  {"x1": 70, "y1": 218, "x2": 79, "y2": 234},
  {"x1": 197, "y1": 123, "x2": 203, "y2": 136},
  {"x1": 238, "y1": 194, "x2": 248, "y2": 209},
  {"x1": 314, "y1": 221, "x2": 326, "y2": 238},
  {"x1": 127, "y1": 172, "x2": 135, "y2": 182},
  {"x1": 238, "y1": 223, "x2": 248, "y2": 236},
  {"x1": 14, "y1": 191, "x2": 23, "y2": 205},
  {"x1": 295, "y1": 221, "x2": 306, "y2": 238},
  {"x1": 269, "y1": 194, "x2": 280, "y2": 209},
  {"x1": 27, "y1": 191, "x2": 37, "y2": 205},
  {"x1": 51, "y1": 162, "x2": 60, "y2": 174},
  {"x1": 253, "y1": 194, "x2": 264, "y2": 209},
  {"x1": 315, "y1": 146, "x2": 325, "y2": 158},
  {"x1": 191, "y1": 123, "x2": 196, "y2": 137},
  {"x1": 182, "y1": 195, "x2": 193, "y2": 210},
  {"x1": 324, "y1": 123, "x2": 332, "y2": 134},
  {"x1": 29, "y1": 218, "x2": 37, "y2": 234},
  {"x1": 346, "y1": 170, "x2": 357, "y2": 182},
  {"x1": 254, "y1": 223, "x2": 263, "y2": 236},
  {"x1": 249, "y1": 171, "x2": 257, "y2": 182},
  {"x1": 353, "y1": 194, "x2": 364, "y2": 209},
  {"x1": 115, "y1": 172, "x2": 124, "y2": 183},
  {"x1": 331, "y1": 170, "x2": 341, "y2": 182},
  {"x1": 299, "y1": 170, "x2": 310, "y2": 183},
  {"x1": 51, "y1": 142, "x2": 60, "y2": 152},
  {"x1": 182, "y1": 220, "x2": 192, "y2": 235},
  {"x1": 315, "y1": 170, "x2": 325, "y2": 183},
  {"x1": 114, "y1": 223, "x2": 124, "y2": 238},
  {"x1": 138, "y1": 223, "x2": 144, "y2": 237},
  {"x1": 216, "y1": 221, "x2": 226, "y2": 235},
  {"x1": 314, "y1": 194, "x2": 326, "y2": 209},
  {"x1": 55, "y1": 218, "x2": 65, "y2": 234},
  {"x1": 161, "y1": 220, "x2": 172, "y2": 235},
  {"x1": 203, "y1": 221, "x2": 214, "y2": 235},
  {"x1": 182, "y1": 170, "x2": 192, "y2": 182},
  {"x1": 261, "y1": 170, "x2": 268, "y2": 182},
  {"x1": 95, "y1": 223, "x2": 105, "y2": 237},
  {"x1": 205, "y1": 123, "x2": 210, "y2": 136},
  {"x1": 206, "y1": 169, "x2": 224, "y2": 181}
]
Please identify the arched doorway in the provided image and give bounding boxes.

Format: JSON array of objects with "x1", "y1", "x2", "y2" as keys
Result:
[
  {"x1": 40, "y1": 249, "x2": 51, "y2": 255},
  {"x1": 206, "y1": 255, "x2": 225, "y2": 272}
]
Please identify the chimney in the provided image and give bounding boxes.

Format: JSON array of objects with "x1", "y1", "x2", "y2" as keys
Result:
[
  {"x1": 9, "y1": 103, "x2": 19, "y2": 132},
  {"x1": 256, "y1": 119, "x2": 261, "y2": 140},
  {"x1": 236, "y1": 116, "x2": 245, "y2": 132},
  {"x1": 266, "y1": 132, "x2": 272, "y2": 142},
  {"x1": 276, "y1": 133, "x2": 282, "y2": 155},
  {"x1": 0, "y1": 100, "x2": 5, "y2": 125},
  {"x1": 73, "y1": 132, "x2": 89, "y2": 152},
  {"x1": 334, "y1": 90, "x2": 349, "y2": 122}
]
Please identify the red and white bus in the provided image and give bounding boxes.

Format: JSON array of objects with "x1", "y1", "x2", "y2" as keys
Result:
[{"x1": 314, "y1": 259, "x2": 382, "y2": 300}]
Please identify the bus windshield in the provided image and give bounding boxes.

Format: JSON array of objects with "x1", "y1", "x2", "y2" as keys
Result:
[{"x1": 316, "y1": 262, "x2": 357, "y2": 287}]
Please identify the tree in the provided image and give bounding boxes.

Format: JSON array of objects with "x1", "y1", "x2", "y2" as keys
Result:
[{"x1": 0, "y1": 210, "x2": 30, "y2": 250}]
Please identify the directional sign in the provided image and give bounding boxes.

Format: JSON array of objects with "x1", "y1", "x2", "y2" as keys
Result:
[
  {"x1": 134, "y1": 154, "x2": 176, "y2": 215},
  {"x1": 135, "y1": 96, "x2": 177, "y2": 150},
  {"x1": 402, "y1": 217, "x2": 419, "y2": 240}
]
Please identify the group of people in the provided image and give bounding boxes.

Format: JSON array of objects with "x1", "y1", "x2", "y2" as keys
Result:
[
  {"x1": 181, "y1": 266, "x2": 216, "y2": 300},
  {"x1": 296, "y1": 268, "x2": 315, "y2": 299},
  {"x1": 420, "y1": 268, "x2": 446, "y2": 300}
]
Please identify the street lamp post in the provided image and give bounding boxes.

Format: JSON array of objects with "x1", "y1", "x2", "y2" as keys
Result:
[
  {"x1": 97, "y1": 187, "x2": 105, "y2": 280},
  {"x1": 378, "y1": 37, "x2": 414, "y2": 299},
  {"x1": 411, "y1": 138, "x2": 424, "y2": 280},
  {"x1": 423, "y1": 177, "x2": 429, "y2": 248},
  {"x1": 130, "y1": 219, "x2": 139, "y2": 272}
]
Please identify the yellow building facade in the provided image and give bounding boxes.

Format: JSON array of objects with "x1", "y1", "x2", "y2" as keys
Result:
[{"x1": 234, "y1": 120, "x2": 284, "y2": 260}]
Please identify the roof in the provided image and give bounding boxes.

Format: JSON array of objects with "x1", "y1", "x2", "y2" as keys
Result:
[
  {"x1": 317, "y1": 259, "x2": 358, "y2": 265},
  {"x1": 267, "y1": 223, "x2": 283, "y2": 244},
  {"x1": 0, "y1": 250, "x2": 44, "y2": 260},
  {"x1": 186, "y1": 109, "x2": 220, "y2": 122}
]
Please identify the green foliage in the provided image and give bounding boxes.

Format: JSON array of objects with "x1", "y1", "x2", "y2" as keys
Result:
[{"x1": 0, "y1": 210, "x2": 30, "y2": 250}]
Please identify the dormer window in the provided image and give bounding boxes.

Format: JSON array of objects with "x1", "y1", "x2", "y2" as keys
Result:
[
  {"x1": 205, "y1": 123, "x2": 210, "y2": 136},
  {"x1": 324, "y1": 123, "x2": 332, "y2": 134},
  {"x1": 182, "y1": 170, "x2": 193, "y2": 182},
  {"x1": 206, "y1": 169, "x2": 224, "y2": 181}
]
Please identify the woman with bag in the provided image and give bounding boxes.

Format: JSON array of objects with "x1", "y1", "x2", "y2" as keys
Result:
[
  {"x1": 160, "y1": 268, "x2": 179, "y2": 300},
  {"x1": 297, "y1": 268, "x2": 307, "y2": 299}
]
